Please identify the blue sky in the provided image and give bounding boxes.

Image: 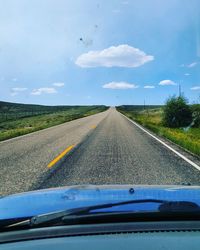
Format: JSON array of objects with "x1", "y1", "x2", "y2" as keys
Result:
[{"x1": 0, "y1": 0, "x2": 200, "y2": 106}]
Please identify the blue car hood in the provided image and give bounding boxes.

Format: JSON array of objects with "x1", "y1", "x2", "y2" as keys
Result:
[{"x1": 1, "y1": 185, "x2": 200, "y2": 220}]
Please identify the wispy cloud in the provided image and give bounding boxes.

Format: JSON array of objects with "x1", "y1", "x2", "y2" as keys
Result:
[
  {"x1": 191, "y1": 86, "x2": 200, "y2": 90},
  {"x1": 12, "y1": 87, "x2": 27, "y2": 92},
  {"x1": 121, "y1": 1, "x2": 129, "y2": 4},
  {"x1": 12, "y1": 78, "x2": 17, "y2": 82},
  {"x1": 187, "y1": 62, "x2": 198, "y2": 68},
  {"x1": 52, "y1": 82, "x2": 65, "y2": 87},
  {"x1": 31, "y1": 87, "x2": 57, "y2": 95},
  {"x1": 103, "y1": 81, "x2": 139, "y2": 89},
  {"x1": 11, "y1": 87, "x2": 27, "y2": 96},
  {"x1": 159, "y1": 80, "x2": 177, "y2": 86},
  {"x1": 76, "y1": 45, "x2": 154, "y2": 68},
  {"x1": 180, "y1": 62, "x2": 198, "y2": 68},
  {"x1": 144, "y1": 85, "x2": 155, "y2": 89},
  {"x1": 184, "y1": 73, "x2": 190, "y2": 76}
]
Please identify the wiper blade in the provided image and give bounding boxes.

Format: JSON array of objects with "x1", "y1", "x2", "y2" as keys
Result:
[
  {"x1": 3, "y1": 199, "x2": 200, "y2": 230},
  {"x1": 2, "y1": 199, "x2": 165, "y2": 229},
  {"x1": 30, "y1": 199, "x2": 166, "y2": 226}
]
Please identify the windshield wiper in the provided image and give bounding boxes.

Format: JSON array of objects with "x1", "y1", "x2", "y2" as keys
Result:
[
  {"x1": 2, "y1": 199, "x2": 200, "y2": 230},
  {"x1": 29, "y1": 199, "x2": 166, "y2": 226}
]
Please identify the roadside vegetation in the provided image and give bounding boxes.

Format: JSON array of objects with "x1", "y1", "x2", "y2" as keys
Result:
[
  {"x1": 0, "y1": 101, "x2": 108, "y2": 141},
  {"x1": 117, "y1": 98, "x2": 200, "y2": 156}
]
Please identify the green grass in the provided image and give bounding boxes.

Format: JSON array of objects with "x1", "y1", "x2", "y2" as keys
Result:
[
  {"x1": 0, "y1": 105, "x2": 108, "y2": 141},
  {"x1": 117, "y1": 106, "x2": 200, "y2": 156},
  {"x1": 0, "y1": 101, "x2": 107, "y2": 122}
]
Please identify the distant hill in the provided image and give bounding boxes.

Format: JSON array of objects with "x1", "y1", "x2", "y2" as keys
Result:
[
  {"x1": 0, "y1": 101, "x2": 107, "y2": 122},
  {"x1": 117, "y1": 105, "x2": 163, "y2": 111},
  {"x1": 0, "y1": 101, "x2": 87, "y2": 112}
]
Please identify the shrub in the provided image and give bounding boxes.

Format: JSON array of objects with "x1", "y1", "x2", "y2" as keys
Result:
[
  {"x1": 162, "y1": 96, "x2": 192, "y2": 128},
  {"x1": 191, "y1": 104, "x2": 200, "y2": 127}
]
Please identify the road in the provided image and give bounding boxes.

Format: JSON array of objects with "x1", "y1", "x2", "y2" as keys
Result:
[
  {"x1": 0, "y1": 110, "x2": 108, "y2": 195},
  {"x1": 0, "y1": 108, "x2": 200, "y2": 195}
]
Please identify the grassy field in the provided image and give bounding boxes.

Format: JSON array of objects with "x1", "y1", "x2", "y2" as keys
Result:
[
  {"x1": 0, "y1": 101, "x2": 95, "y2": 122},
  {"x1": 117, "y1": 105, "x2": 200, "y2": 156},
  {"x1": 0, "y1": 102, "x2": 108, "y2": 141}
]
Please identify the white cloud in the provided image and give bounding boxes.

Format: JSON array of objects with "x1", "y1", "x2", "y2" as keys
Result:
[
  {"x1": 103, "y1": 81, "x2": 139, "y2": 89},
  {"x1": 75, "y1": 45, "x2": 154, "y2": 68},
  {"x1": 180, "y1": 62, "x2": 198, "y2": 68},
  {"x1": 184, "y1": 73, "x2": 190, "y2": 76},
  {"x1": 12, "y1": 87, "x2": 27, "y2": 92},
  {"x1": 31, "y1": 87, "x2": 57, "y2": 95},
  {"x1": 10, "y1": 87, "x2": 27, "y2": 96},
  {"x1": 187, "y1": 62, "x2": 198, "y2": 68},
  {"x1": 159, "y1": 80, "x2": 177, "y2": 86},
  {"x1": 144, "y1": 85, "x2": 155, "y2": 89},
  {"x1": 191, "y1": 86, "x2": 200, "y2": 90},
  {"x1": 53, "y1": 82, "x2": 65, "y2": 87}
]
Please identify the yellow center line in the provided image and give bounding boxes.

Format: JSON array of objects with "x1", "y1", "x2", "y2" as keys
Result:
[
  {"x1": 91, "y1": 125, "x2": 97, "y2": 129},
  {"x1": 48, "y1": 144, "x2": 75, "y2": 169}
]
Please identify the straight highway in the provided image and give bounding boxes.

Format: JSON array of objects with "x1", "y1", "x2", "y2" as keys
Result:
[{"x1": 0, "y1": 108, "x2": 200, "y2": 195}]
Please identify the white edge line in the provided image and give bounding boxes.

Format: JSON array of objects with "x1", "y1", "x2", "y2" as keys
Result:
[
  {"x1": 120, "y1": 112, "x2": 200, "y2": 171},
  {"x1": 0, "y1": 121, "x2": 68, "y2": 144}
]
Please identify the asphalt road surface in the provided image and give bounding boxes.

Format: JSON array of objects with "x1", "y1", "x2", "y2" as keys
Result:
[
  {"x1": 0, "y1": 110, "x2": 108, "y2": 195},
  {"x1": 1, "y1": 108, "x2": 200, "y2": 196}
]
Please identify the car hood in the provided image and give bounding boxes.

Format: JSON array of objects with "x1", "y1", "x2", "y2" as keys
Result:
[{"x1": 1, "y1": 185, "x2": 200, "y2": 220}]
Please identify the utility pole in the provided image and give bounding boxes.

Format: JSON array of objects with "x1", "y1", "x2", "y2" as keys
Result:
[
  {"x1": 179, "y1": 80, "x2": 184, "y2": 97},
  {"x1": 178, "y1": 83, "x2": 182, "y2": 97}
]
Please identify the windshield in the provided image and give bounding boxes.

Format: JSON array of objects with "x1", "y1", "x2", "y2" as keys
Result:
[{"x1": 0, "y1": 0, "x2": 200, "y2": 218}]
